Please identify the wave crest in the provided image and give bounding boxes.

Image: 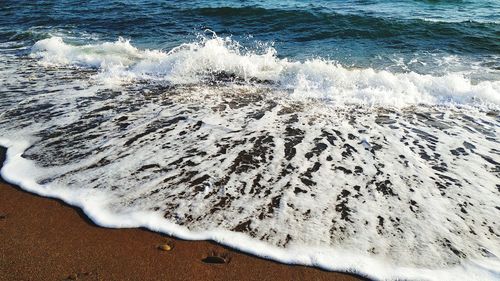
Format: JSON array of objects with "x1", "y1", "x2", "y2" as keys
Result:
[{"x1": 30, "y1": 36, "x2": 500, "y2": 107}]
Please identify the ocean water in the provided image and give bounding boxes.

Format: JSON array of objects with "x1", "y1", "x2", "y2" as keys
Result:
[{"x1": 0, "y1": 1, "x2": 499, "y2": 280}]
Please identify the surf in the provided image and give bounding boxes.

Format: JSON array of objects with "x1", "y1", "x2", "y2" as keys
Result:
[
  {"x1": 1, "y1": 37, "x2": 499, "y2": 279},
  {"x1": 30, "y1": 35, "x2": 500, "y2": 107}
]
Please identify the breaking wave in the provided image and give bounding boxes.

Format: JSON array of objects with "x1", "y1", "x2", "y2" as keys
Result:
[{"x1": 30, "y1": 36, "x2": 500, "y2": 107}]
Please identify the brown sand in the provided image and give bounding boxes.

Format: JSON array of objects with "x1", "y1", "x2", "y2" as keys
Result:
[
  {"x1": 0, "y1": 181, "x2": 368, "y2": 281},
  {"x1": 0, "y1": 137, "x2": 367, "y2": 281}
]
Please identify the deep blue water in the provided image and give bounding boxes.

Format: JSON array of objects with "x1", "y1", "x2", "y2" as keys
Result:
[{"x1": 1, "y1": 0, "x2": 499, "y2": 76}]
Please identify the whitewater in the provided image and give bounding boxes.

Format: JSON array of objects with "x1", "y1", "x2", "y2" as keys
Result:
[
  {"x1": 30, "y1": 36, "x2": 500, "y2": 106},
  {"x1": 0, "y1": 34, "x2": 498, "y2": 280}
]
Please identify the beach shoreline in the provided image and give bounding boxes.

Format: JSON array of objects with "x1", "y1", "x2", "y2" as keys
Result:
[{"x1": 0, "y1": 147, "x2": 366, "y2": 281}]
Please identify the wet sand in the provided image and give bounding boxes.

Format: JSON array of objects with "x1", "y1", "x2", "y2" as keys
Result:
[{"x1": 0, "y1": 152, "x2": 367, "y2": 281}]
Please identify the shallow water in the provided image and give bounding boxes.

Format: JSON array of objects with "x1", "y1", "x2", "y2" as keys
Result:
[{"x1": 0, "y1": 1, "x2": 499, "y2": 280}]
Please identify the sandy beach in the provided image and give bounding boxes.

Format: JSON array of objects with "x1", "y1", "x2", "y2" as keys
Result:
[{"x1": 0, "y1": 150, "x2": 366, "y2": 281}]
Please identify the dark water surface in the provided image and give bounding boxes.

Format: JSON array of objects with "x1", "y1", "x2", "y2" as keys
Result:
[{"x1": 1, "y1": 0, "x2": 499, "y2": 74}]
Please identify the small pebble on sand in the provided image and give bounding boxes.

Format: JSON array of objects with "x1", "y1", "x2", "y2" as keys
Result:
[{"x1": 158, "y1": 244, "x2": 172, "y2": 251}]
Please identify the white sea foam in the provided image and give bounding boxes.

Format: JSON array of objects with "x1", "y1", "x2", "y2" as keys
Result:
[
  {"x1": 0, "y1": 36, "x2": 499, "y2": 281},
  {"x1": 30, "y1": 36, "x2": 500, "y2": 107},
  {"x1": 1, "y1": 125, "x2": 499, "y2": 281}
]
